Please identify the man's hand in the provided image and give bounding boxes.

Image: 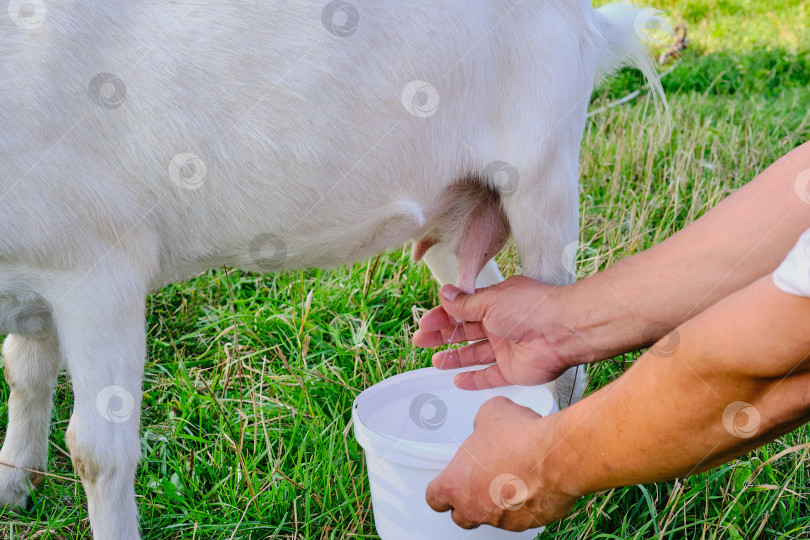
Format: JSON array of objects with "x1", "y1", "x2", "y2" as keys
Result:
[
  {"x1": 425, "y1": 396, "x2": 578, "y2": 530},
  {"x1": 417, "y1": 142, "x2": 810, "y2": 532},
  {"x1": 426, "y1": 276, "x2": 810, "y2": 531},
  {"x1": 413, "y1": 277, "x2": 598, "y2": 389},
  {"x1": 414, "y1": 142, "x2": 810, "y2": 389}
]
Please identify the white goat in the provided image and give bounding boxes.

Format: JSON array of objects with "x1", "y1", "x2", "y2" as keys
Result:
[{"x1": 0, "y1": 1, "x2": 664, "y2": 537}]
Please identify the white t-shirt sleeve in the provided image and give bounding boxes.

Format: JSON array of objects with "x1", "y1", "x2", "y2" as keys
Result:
[{"x1": 773, "y1": 228, "x2": 810, "y2": 297}]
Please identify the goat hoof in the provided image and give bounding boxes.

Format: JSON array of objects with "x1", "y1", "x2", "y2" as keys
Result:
[{"x1": 0, "y1": 468, "x2": 36, "y2": 510}]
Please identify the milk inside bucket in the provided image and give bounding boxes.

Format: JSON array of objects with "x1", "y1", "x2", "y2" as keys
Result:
[{"x1": 352, "y1": 366, "x2": 557, "y2": 539}]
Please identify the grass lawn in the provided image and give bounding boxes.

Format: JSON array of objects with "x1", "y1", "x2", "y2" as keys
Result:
[{"x1": 1, "y1": 0, "x2": 809, "y2": 538}]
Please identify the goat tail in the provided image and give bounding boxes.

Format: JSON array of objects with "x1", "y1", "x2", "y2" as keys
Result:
[{"x1": 594, "y1": 2, "x2": 671, "y2": 128}]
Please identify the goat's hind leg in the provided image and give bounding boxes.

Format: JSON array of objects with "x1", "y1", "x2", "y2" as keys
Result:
[
  {"x1": 0, "y1": 306, "x2": 61, "y2": 509},
  {"x1": 499, "y1": 150, "x2": 588, "y2": 408}
]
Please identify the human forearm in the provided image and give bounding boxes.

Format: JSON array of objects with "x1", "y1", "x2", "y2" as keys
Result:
[
  {"x1": 550, "y1": 275, "x2": 810, "y2": 496},
  {"x1": 414, "y1": 143, "x2": 810, "y2": 388},
  {"x1": 562, "y1": 141, "x2": 810, "y2": 360},
  {"x1": 423, "y1": 276, "x2": 810, "y2": 530}
]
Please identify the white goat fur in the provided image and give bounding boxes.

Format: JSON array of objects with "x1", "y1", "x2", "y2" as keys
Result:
[{"x1": 0, "y1": 1, "x2": 664, "y2": 537}]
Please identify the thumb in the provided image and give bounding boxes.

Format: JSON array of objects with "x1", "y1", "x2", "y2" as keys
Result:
[
  {"x1": 472, "y1": 395, "x2": 515, "y2": 430},
  {"x1": 425, "y1": 471, "x2": 453, "y2": 513},
  {"x1": 473, "y1": 395, "x2": 540, "y2": 431},
  {"x1": 439, "y1": 284, "x2": 491, "y2": 323}
]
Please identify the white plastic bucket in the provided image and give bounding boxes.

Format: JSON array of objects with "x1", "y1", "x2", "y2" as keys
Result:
[{"x1": 353, "y1": 367, "x2": 557, "y2": 539}]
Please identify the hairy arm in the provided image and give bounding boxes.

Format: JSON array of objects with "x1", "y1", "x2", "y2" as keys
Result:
[
  {"x1": 425, "y1": 275, "x2": 810, "y2": 530},
  {"x1": 555, "y1": 276, "x2": 810, "y2": 493},
  {"x1": 571, "y1": 140, "x2": 810, "y2": 359},
  {"x1": 414, "y1": 141, "x2": 810, "y2": 388}
]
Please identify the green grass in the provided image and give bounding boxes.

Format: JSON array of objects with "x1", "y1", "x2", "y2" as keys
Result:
[{"x1": 2, "y1": 0, "x2": 810, "y2": 538}]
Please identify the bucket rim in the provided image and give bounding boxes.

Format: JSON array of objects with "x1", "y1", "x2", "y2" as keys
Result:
[
  {"x1": 352, "y1": 368, "x2": 464, "y2": 465},
  {"x1": 352, "y1": 366, "x2": 554, "y2": 465}
]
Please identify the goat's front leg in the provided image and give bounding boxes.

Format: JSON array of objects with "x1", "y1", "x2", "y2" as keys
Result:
[
  {"x1": 49, "y1": 277, "x2": 146, "y2": 540},
  {"x1": 499, "y1": 151, "x2": 587, "y2": 407},
  {"x1": 0, "y1": 332, "x2": 61, "y2": 508}
]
